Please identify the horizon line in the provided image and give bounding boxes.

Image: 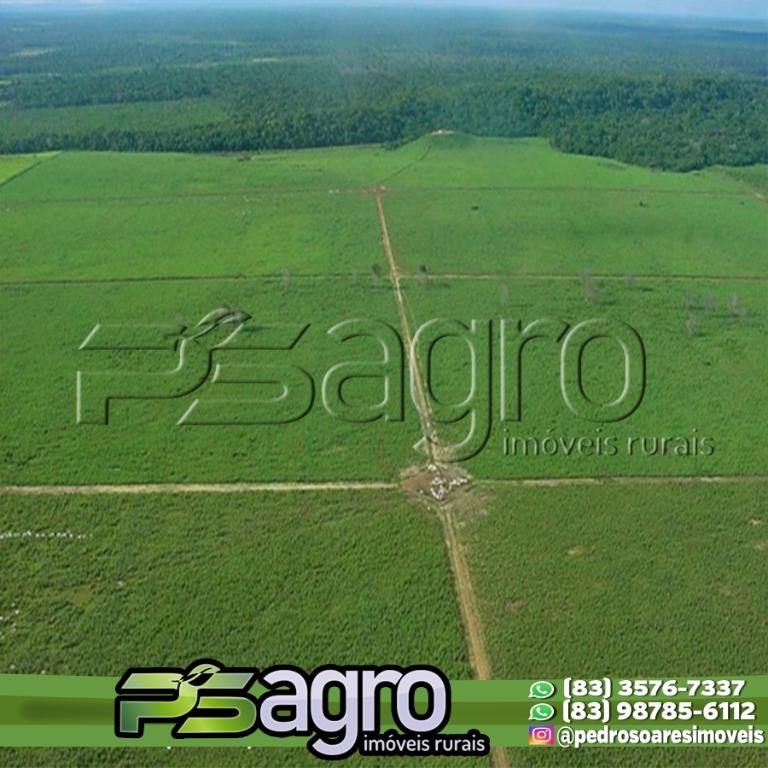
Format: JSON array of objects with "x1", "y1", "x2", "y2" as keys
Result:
[{"x1": 0, "y1": 1, "x2": 766, "y2": 24}]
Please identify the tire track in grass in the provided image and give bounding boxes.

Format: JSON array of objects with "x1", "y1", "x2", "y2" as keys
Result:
[
  {"x1": 3, "y1": 270, "x2": 768, "y2": 288},
  {"x1": 0, "y1": 151, "x2": 60, "y2": 190},
  {"x1": 0, "y1": 272, "x2": 383, "y2": 287},
  {"x1": 477, "y1": 475, "x2": 768, "y2": 487},
  {"x1": 2, "y1": 476, "x2": 765, "y2": 496},
  {"x1": 0, "y1": 187, "x2": 375, "y2": 206},
  {"x1": 0, "y1": 481, "x2": 397, "y2": 496},
  {"x1": 375, "y1": 189, "x2": 508, "y2": 768},
  {"x1": 375, "y1": 139, "x2": 434, "y2": 186},
  {"x1": 375, "y1": 189, "x2": 437, "y2": 460},
  {"x1": 4, "y1": 270, "x2": 767, "y2": 288},
  {"x1": 399, "y1": 271, "x2": 768, "y2": 283}
]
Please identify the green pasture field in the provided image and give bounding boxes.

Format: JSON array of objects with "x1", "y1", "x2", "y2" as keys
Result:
[
  {"x1": 466, "y1": 480, "x2": 768, "y2": 677},
  {"x1": 0, "y1": 136, "x2": 765, "y2": 768},
  {"x1": 385, "y1": 187, "x2": 767, "y2": 277},
  {"x1": 2, "y1": 136, "x2": 765, "y2": 284},
  {"x1": 716, "y1": 164, "x2": 768, "y2": 197},
  {"x1": 0, "y1": 193, "x2": 385, "y2": 280},
  {"x1": 0, "y1": 490, "x2": 475, "y2": 767},
  {"x1": 0, "y1": 142, "x2": 426, "y2": 201},
  {"x1": 0, "y1": 279, "x2": 422, "y2": 484},
  {"x1": 1, "y1": 748, "x2": 484, "y2": 768},
  {"x1": 380, "y1": 136, "x2": 767, "y2": 278},
  {"x1": 460, "y1": 481, "x2": 768, "y2": 767},
  {"x1": 402, "y1": 276, "x2": 768, "y2": 478},
  {"x1": 0, "y1": 145, "x2": 417, "y2": 280},
  {"x1": 0, "y1": 134, "x2": 761, "y2": 205},
  {"x1": 0, "y1": 153, "x2": 49, "y2": 185},
  {"x1": 0, "y1": 490, "x2": 468, "y2": 675},
  {"x1": 384, "y1": 135, "x2": 757, "y2": 194},
  {"x1": 1, "y1": 138, "x2": 766, "y2": 481},
  {"x1": 508, "y1": 746, "x2": 762, "y2": 768}
]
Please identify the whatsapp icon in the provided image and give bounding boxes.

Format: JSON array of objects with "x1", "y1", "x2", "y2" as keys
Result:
[
  {"x1": 528, "y1": 680, "x2": 556, "y2": 699},
  {"x1": 529, "y1": 703, "x2": 556, "y2": 721}
]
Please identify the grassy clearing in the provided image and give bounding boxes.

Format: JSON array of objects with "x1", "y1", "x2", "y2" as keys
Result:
[
  {"x1": 385, "y1": 188, "x2": 767, "y2": 277},
  {"x1": 381, "y1": 135, "x2": 767, "y2": 278},
  {"x1": 0, "y1": 153, "x2": 49, "y2": 185},
  {"x1": 0, "y1": 137, "x2": 765, "y2": 768},
  {"x1": 460, "y1": 482, "x2": 768, "y2": 767},
  {"x1": 1, "y1": 140, "x2": 766, "y2": 480},
  {"x1": 1, "y1": 137, "x2": 764, "y2": 283},
  {"x1": 0, "y1": 193, "x2": 385, "y2": 280},
  {"x1": 507, "y1": 747, "x2": 763, "y2": 768},
  {"x1": 464, "y1": 481, "x2": 768, "y2": 677},
  {"x1": 402, "y1": 277, "x2": 768, "y2": 478},
  {"x1": 715, "y1": 165, "x2": 768, "y2": 197},
  {"x1": 0, "y1": 135, "x2": 757, "y2": 203},
  {"x1": 0, "y1": 491, "x2": 469, "y2": 676},
  {"x1": 0, "y1": 748, "x2": 485, "y2": 767},
  {"x1": 0, "y1": 490, "x2": 474, "y2": 765},
  {"x1": 385, "y1": 135, "x2": 754, "y2": 193},
  {"x1": 0, "y1": 279, "x2": 421, "y2": 484},
  {"x1": 0, "y1": 142, "x2": 425, "y2": 202}
]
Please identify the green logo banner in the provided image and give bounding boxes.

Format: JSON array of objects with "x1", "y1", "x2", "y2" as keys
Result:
[{"x1": 0, "y1": 673, "x2": 766, "y2": 751}]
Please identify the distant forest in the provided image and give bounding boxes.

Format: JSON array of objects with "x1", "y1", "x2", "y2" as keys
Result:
[{"x1": 0, "y1": 8, "x2": 766, "y2": 170}]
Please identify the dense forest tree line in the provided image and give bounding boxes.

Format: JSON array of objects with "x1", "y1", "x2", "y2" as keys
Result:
[
  {"x1": 0, "y1": 8, "x2": 765, "y2": 170},
  {"x1": 2, "y1": 75, "x2": 764, "y2": 171}
]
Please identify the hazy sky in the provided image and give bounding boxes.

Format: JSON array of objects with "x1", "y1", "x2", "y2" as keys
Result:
[{"x1": 0, "y1": 0, "x2": 765, "y2": 20}]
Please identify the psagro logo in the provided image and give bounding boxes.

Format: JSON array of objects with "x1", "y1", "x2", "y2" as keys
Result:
[
  {"x1": 115, "y1": 659, "x2": 490, "y2": 760},
  {"x1": 78, "y1": 306, "x2": 646, "y2": 462}
]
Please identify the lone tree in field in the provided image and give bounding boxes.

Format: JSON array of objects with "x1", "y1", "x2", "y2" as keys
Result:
[{"x1": 418, "y1": 264, "x2": 429, "y2": 285}]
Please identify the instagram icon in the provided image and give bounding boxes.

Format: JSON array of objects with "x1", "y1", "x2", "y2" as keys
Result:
[{"x1": 528, "y1": 725, "x2": 555, "y2": 746}]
